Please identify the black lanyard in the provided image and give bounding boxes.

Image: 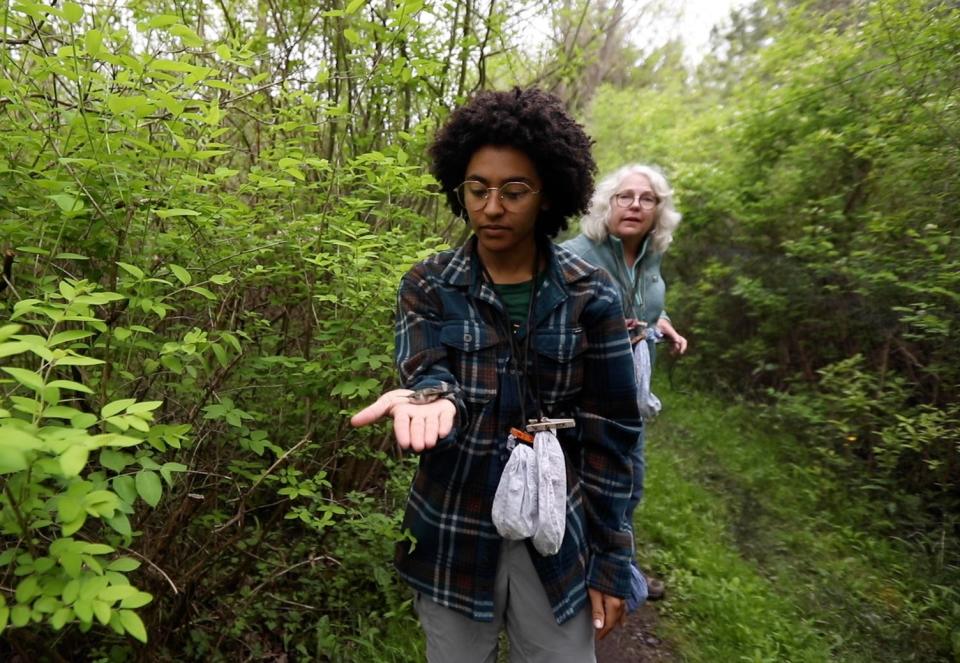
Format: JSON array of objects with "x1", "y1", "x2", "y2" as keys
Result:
[{"x1": 477, "y1": 245, "x2": 544, "y2": 426}]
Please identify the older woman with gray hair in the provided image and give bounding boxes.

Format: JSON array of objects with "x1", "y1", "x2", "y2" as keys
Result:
[{"x1": 562, "y1": 163, "x2": 687, "y2": 605}]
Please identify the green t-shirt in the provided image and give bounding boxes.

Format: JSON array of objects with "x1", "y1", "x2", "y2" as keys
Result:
[{"x1": 492, "y1": 273, "x2": 547, "y2": 325}]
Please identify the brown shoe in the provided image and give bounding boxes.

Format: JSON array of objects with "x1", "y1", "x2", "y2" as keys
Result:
[{"x1": 645, "y1": 574, "x2": 666, "y2": 601}]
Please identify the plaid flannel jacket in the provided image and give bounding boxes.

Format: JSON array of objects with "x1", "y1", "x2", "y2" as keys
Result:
[{"x1": 394, "y1": 238, "x2": 642, "y2": 625}]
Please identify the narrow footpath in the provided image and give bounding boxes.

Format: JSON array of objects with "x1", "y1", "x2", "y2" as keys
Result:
[
  {"x1": 594, "y1": 380, "x2": 953, "y2": 662},
  {"x1": 595, "y1": 603, "x2": 674, "y2": 663}
]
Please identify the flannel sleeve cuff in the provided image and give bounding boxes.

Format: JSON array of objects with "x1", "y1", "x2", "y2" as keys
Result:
[{"x1": 586, "y1": 552, "x2": 633, "y2": 599}]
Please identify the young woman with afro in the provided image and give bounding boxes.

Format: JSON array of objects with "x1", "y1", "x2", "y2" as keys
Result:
[{"x1": 352, "y1": 88, "x2": 643, "y2": 663}]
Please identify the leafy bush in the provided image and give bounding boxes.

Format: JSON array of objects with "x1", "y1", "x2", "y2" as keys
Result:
[{"x1": 0, "y1": 0, "x2": 493, "y2": 657}]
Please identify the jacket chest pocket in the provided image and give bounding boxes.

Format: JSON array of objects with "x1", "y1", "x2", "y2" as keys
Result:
[
  {"x1": 440, "y1": 322, "x2": 500, "y2": 404},
  {"x1": 532, "y1": 327, "x2": 586, "y2": 405}
]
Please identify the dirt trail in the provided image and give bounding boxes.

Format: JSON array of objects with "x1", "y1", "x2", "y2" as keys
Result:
[{"x1": 595, "y1": 602, "x2": 676, "y2": 663}]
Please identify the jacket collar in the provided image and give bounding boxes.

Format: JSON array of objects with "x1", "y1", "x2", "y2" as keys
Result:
[
  {"x1": 606, "y1": 233, "x2": 652, "y2": 267},
  {"x1": 441, "y1": 235, "x2": 596, "y2": 290}
]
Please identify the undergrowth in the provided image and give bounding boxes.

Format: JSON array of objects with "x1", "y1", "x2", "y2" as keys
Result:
[{"x1": 636, "y1": 376, "x2": 960, "y2": 662}]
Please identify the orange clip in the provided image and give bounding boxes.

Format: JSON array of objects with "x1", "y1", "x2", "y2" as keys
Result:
[{"x1": 509, "y1": 427, "x2": 534, "y2": 445}]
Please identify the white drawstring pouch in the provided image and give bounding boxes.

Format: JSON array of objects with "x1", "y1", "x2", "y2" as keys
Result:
[
  {"x1": 633, "y1": 335, "x2": 662, "y2": 419},
  {"x1": 492, "y1": 437, "x2": 538, "y2": 540},
  {"x1": 492, "y1": 430, "x2": 567, "y2": 556},
  {"x1": 532, "y1": 429, "x2": 566, "y2": 556}
]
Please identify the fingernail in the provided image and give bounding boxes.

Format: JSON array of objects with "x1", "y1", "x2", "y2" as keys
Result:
[{"x1": 593, "y1": 618, "x2": 603, "y2": 629}]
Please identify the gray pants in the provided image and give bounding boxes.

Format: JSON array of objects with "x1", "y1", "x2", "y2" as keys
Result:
[{"x1": 414, "y1": 539, "x2": 596, "y2": 663}]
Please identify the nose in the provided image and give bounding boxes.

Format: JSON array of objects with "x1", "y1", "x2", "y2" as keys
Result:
[
  {"x1": 627, "y1": 195, "x2": 641, "y2": 210},
  {"x1": 481, "y1": 192, "x2": 505, "y2": 216}
]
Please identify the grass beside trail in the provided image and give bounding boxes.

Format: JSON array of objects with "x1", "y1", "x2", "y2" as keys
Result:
[{"x1": 636, "y1": 379, "x2": 959, "y2": 662}]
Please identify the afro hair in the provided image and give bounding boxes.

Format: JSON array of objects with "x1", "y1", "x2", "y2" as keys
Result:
[{"x1": 428, "y1": 88, "x2": 596, "y2": 238}]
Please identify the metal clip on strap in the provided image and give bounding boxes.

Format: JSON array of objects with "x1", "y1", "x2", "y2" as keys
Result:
[{"x1": 525, "y1": 418, "x2": 576, "y2": 433}]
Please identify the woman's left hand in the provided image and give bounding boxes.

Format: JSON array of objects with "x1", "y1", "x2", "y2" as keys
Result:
[{"x1": 656, "y1": 318, "x2": 688, "y2": 355}]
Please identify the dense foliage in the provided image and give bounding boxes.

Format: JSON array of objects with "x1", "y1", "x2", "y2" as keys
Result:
[
  {"x1": 589, "y1": 0, "x2": 959, "y2": 548},
  {"x1": 587, "y1": 1, "x2": 959, "y2": 655},
  {"x1": 1, "y1": 0, "x2": 957, "y2": 659},
  {"x1": 0, "y1": 0, "x2": 501, "y2": 658}
]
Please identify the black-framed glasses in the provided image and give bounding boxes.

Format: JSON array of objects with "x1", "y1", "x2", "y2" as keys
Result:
[
  {"x1": 455, "y1": 180, "x2": 540, "y2": 211},
  {"x1": 612, "y1": 191, "x2": 660, "y2": 210}
]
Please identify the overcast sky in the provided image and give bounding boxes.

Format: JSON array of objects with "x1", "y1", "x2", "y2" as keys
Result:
[{"x1": 673, "y1": 0, "x2": 752, "y2": 64}]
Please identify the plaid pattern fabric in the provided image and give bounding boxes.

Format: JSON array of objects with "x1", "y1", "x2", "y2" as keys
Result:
[{"x1": 394, "y1": 238, "x2": 643, "y2": 625}]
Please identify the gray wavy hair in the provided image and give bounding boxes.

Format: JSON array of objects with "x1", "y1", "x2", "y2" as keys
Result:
[{"x1": 579, "y1": 164, "x2": 681, "y2": 254}]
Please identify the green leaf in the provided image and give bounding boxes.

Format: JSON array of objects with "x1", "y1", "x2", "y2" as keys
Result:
[
  {"x1": 135, "y1": 470, "x2": 162, "y2": 507},
  {"x1": 119, "y1": 591, "x2": 152, "y2": 609},
  {"x1": 159, "y1": 462, "x2": 187, "y2": 486},
  {"x1": 117, "y1": 262, "x2": 144, "y2": 280},
  {"x1": 2, "y1": 367, "x2": 43, "y2": 391},
  {"x1": 112, "y1": 475, "x2": 137, "y2": 504},
  {"x1": 62, "y1": 579, "x2": 81, "y2": 604},
  {"x1": 168, "y1": 24, "x2": 204, "y2": 48},
  {"x1": 209, "y1": 273, "x2": 234, "y2": 285},
  {"x1": 169, "y1": 264, "x2": 191, "y2": 285},
  {"x1": 102, "y1": 399, "x2": 137, "y2": 418},
  {"x1": 49, "y1": 330, "x2": 94, "y2": 346},
  {"x1": 62, "y1": 514, "x2": 87, "y2": 537},
  {"x1": 48, "y1": 379, "x2": 95, "y2": 394},
  {"x1": 0, "y1": 324, "x2": 23, "y2": 341},
  {"x1": 99, "y1": 448, "x2": 132, "y2": 472},
  {"x1": 187, "y1": 286, "x2": 217, "y2": 301},
  {"x1": 51, "y1": 606, "x2": 73, "y2": 630},
  {"x1": 60, "y1": 446, "x2": 90, "y2": 478},
  {"x1": 71, "y1": 412, "x2": 98, "y2": 429},
  {"x1": 10, "y1": 604, "x2": 30, "y2": 627},
  {"x1": 61, "y1": 2, "x2": 84, "y2": 23},
  {"x1": 85, "y1": 29, "x2": 103, "y2": 57},
  {"x1": 0, "y1": 342, "x2": 30, "y2": 359},
  {"x1": 204, "y1": 100, "x2": 221, "y2": 126},
  {"x1": 126, "y1": 401, "x2": 162, "y2": 415},
  {"x1": 119, "y1": 609, "x2": 148, "y2": 642},
  {"x1": 155, "y1": 208, "x2": 200, "y2": 218},
  {"x1": 124, "y1": 415, "x2": 150, "y2": 433},
  {"x1": 43, "y1": 405, "x2": 84, "y2": 419},
  {"x1": 73, "y1": 598, "x2": 92, "y2": 623},
  {"x1": 106, "y1": 558, "x2": 141, "y2": 573},
  {"x1": 49, "y1": 193, "x2": 85, "y2": 213},
  {"x1": 345, "y1": 0, "x2": 366, "y2": 14},
  {"x1": 107, "y1": 95, "x2": 149, "y2": 115},
  {"x1": 106, "y1": 514, "x2": 132, "y2": 537},
  {"x1": 141, "y1": 14, "x2": 180, "y2": 30},
  {"x1": 93, "y1": 599, "x2": 111, "y2": 625},
  {"x1": 15, "y1": 576, "x2": 39, "y2": 603},
  {"x1": 210, "y1": 342, "x2": 228, "y2": 368},
  {"x1": 0, "y1": 446, "x2": 28, "y2": 474},
  {"x1": 82, "y1": 543, "x2": 114, "y2": 555},
  {"x1": 55, "y1": 355, "x2": 105, "y2": 366},
  {"x1": 99, "y1": 585, "x2": 137, "y2": 603}
]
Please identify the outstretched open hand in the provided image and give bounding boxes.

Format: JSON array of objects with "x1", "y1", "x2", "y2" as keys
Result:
[{"x1": 350, "y1": 389, "x2": 456, "y2": 453}]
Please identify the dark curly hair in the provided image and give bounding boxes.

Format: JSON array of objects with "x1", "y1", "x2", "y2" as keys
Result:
[{"x1": 428, "y1": 88, "x2": 596, "y2": 238}]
